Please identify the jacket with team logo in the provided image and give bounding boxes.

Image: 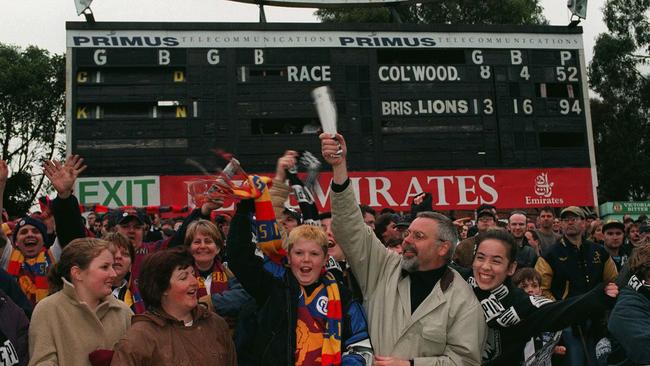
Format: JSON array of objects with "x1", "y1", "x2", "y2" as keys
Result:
[
  {"x1": 226, "y1": 200, "x2": 372, "y2": 366},
  {"x1": 469, "y1": 279, "x2": 613, "y2": 366},
  {"x1": 535, "y1": 237, "x2": 618, "y2": 300}
]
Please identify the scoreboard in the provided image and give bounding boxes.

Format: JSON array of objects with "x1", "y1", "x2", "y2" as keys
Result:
[{"x1": 66, "y1": 22, "x2": 597, "y2": 210}]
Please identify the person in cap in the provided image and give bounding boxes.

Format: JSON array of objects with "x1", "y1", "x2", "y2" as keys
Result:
[
  {"x1": 282, "y1": 207, "x2": 302, "y2": 234},
  {"x1": 321, "y1": 133, "x2": 485, "y2": 366},
  {"x1": 602, "y1": 220, "x2": 629, "y2": 271},
  {"x1": 453, "y1": 206, "x2": 498, "y2": 269},
  {"x1": 535, "y1": 206, "x2": 618, "y2": 366},
  {"x1": 0, "y1": 157, "x2": 87, "y2": 306}
]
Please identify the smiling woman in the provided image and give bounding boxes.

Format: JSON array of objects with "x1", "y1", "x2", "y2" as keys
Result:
[
  {"x1": 28, "y1": 238, "x2": 132, "y2": 366},
  {"x1": 111, "y1": 247, "x2": 236, "y2": 366},
  {"x1": 468, "y1": 229, "x2": 620, "y2": 366},
  {"x1": 183, "y1": 219, "x2": 252, "y2": 332}
]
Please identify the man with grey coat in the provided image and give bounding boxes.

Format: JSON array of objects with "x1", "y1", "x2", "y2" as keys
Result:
[{"x1": 321, "y1": 133, "x2": 486, "y2": 366}]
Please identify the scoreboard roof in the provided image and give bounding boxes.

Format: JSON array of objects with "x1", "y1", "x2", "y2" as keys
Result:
[{"x1": 66, "y1": 23, "x2": 583, "y2": 50}]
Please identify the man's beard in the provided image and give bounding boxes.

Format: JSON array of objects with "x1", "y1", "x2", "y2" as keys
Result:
[{"x1": 401, "y1": 244, "x2": 419, "y2": 272}]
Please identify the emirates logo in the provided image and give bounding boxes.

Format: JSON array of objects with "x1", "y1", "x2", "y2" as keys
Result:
[{"x1": 534, "y1": 172, "x2": 554, "y2": 198}]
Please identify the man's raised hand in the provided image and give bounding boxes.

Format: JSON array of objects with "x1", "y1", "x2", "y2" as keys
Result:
[
  {"x1": 43, "y1": 155, "x2": 87, "y2": 199},
  {"x1": 319, "y1": 133, "x2": 347, "y2": 167}
]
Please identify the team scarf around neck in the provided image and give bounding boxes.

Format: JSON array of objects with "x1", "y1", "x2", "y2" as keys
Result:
[
  {"x1": 115, "y1": 273, "x2": 146, "y2": 314},
  {"x1": 318, "y1": 271, "x2": 343, "y2": 366},
  {"x1": 628, "y1": 274, "x2": 650, "y2": 301},
  {"x1": 7, "y1": 247, "x2": 54, "y2": 305},
  {"x1": 195, "y1": 260, "x2": 230, "y2": 299},
  {"x1": 468, "y1": 276, "x2": 553, "y2": 328}
]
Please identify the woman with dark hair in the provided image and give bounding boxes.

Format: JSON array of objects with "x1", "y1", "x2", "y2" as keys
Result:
[
  {"x1": 28, "y1": 238, "x2": 131, "y2": 366},
  {"x1": 111, "y1": 247, "x2": 236, "y2": 366},
  {"x1": 227, "y1": 199, "x2": 373, "y2": 366},
  {"x1": 468, "y1": 229, "x2": 618, "y2": 366},
  {"x1": 183, "y1": 219, "x2": 251, "y2": 328}
]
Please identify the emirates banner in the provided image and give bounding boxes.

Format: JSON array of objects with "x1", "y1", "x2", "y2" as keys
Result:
[{"x1": 158, "y1": 168, "x2": 594, "y2": 212}]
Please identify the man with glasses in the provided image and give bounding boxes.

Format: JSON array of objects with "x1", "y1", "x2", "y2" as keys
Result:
[
  {"x1": 535, "y1": 206, "x2": 618, "y2": 366},
  {"x1": 321, "y1": 133, "x2": 485, "y2": 366}
]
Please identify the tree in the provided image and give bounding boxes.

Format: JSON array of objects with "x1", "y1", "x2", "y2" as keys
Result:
[
  {"x1": 0, "y1": 44, "x2": 65, "y2": 217},
  {"x1": 316, "y1": 0, "x2": 547, "y2": 25},
  {"x1": 589, "y1": 0, "x2": 650, "y2": 202}
]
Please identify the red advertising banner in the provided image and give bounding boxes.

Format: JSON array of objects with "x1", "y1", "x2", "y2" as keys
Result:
[{"x1": 159, "y1": 168, "x2": 594, "y2": 212}]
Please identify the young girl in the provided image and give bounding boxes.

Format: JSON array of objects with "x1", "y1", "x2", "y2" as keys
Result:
[
  {"x1": 469, "y1": 229, "x2": 617, "y2": 366},
  {"x1": 28, "y1": 238, "x2": 132, "y2": 366}
]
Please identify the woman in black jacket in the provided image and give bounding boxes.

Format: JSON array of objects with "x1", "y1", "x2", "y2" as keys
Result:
[
  {"x1": 469, "y1": 229, "x2": 618, "y2": 366},
  {"x1": 226, "y1": 199, "x2": 372, "y2": 366}
]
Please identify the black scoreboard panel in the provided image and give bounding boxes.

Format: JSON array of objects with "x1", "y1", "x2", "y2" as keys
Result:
[{"x1": 67, "y1": 23, "x2": 591, "y2": 176}]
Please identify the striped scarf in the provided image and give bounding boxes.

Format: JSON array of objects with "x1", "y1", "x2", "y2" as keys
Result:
[
  {"x1": 115, "y1": 274, "x2": 146, "y2": 314},
  {"x1": 232, "y1": 175, "x2": 285, "y2": 263},
  {"x1": 7, "y1": 248, "x2": 54, "y2": 305},
  {"x1": 321, "y1": 272, "x2": 343, "y2": 365},
  {"x1": 295, "y1": 272, "x2": 343, "y2": 366},
  {"x1": 195, "y1": 260, "x2": 230, "y2": 298}
]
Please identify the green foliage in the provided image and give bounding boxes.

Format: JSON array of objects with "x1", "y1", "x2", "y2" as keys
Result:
[
  {"x1": 3, "y1": 171, "x2": 34, "y2": 218},
  {"x1": 589, "y1": 0, "x2": 650, "y2": 201},
  {"x1": 316, "y1": 0, "x2": 547, "y2": 25},
  {"x1": 0, "y1": 43, "x2": 65, "y2": 215}
]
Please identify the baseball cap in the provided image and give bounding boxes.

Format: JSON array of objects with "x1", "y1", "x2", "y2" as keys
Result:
[
  {"x1": 560, "y1": 206, "x2": 585, "y2": 219},
  {"x1": 477, "y1": 209, "x2": 497, "y2": 220},
  {"x1": 639, "y1": 221, "x2": 650, "y2": 234},
  {"x1": 394, "y1": 214, "x2": 412, "y2": 228},
  {"x1": 602, "y1": 219, "x2": 625, "y2": 232},
  {"x1": 116, "y1": 208, "x2": 146, "y2": 226},
  {"x1": 283, "y1": 207, "x2": 302, "y2": 224}
]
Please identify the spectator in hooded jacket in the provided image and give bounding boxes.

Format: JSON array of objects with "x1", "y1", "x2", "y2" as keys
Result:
[
  {"x1": 608, "y1": 244, "x2": 650, "y2": 366},
  {"x1": 111, "y1": 247, "x2": 236, "y2": 366},
  {"x1": 29, "y1": 238, "x2": 131, "y2": 366}
]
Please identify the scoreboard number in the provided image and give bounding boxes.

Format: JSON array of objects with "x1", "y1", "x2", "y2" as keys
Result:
[{"x1": 559, "y1": 99, "x2": 582, "y2": 115}]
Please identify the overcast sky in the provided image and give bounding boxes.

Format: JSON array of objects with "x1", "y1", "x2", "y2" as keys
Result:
[{"x1": 3, "y1": 0, "x2": 608, "y2": 63}]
